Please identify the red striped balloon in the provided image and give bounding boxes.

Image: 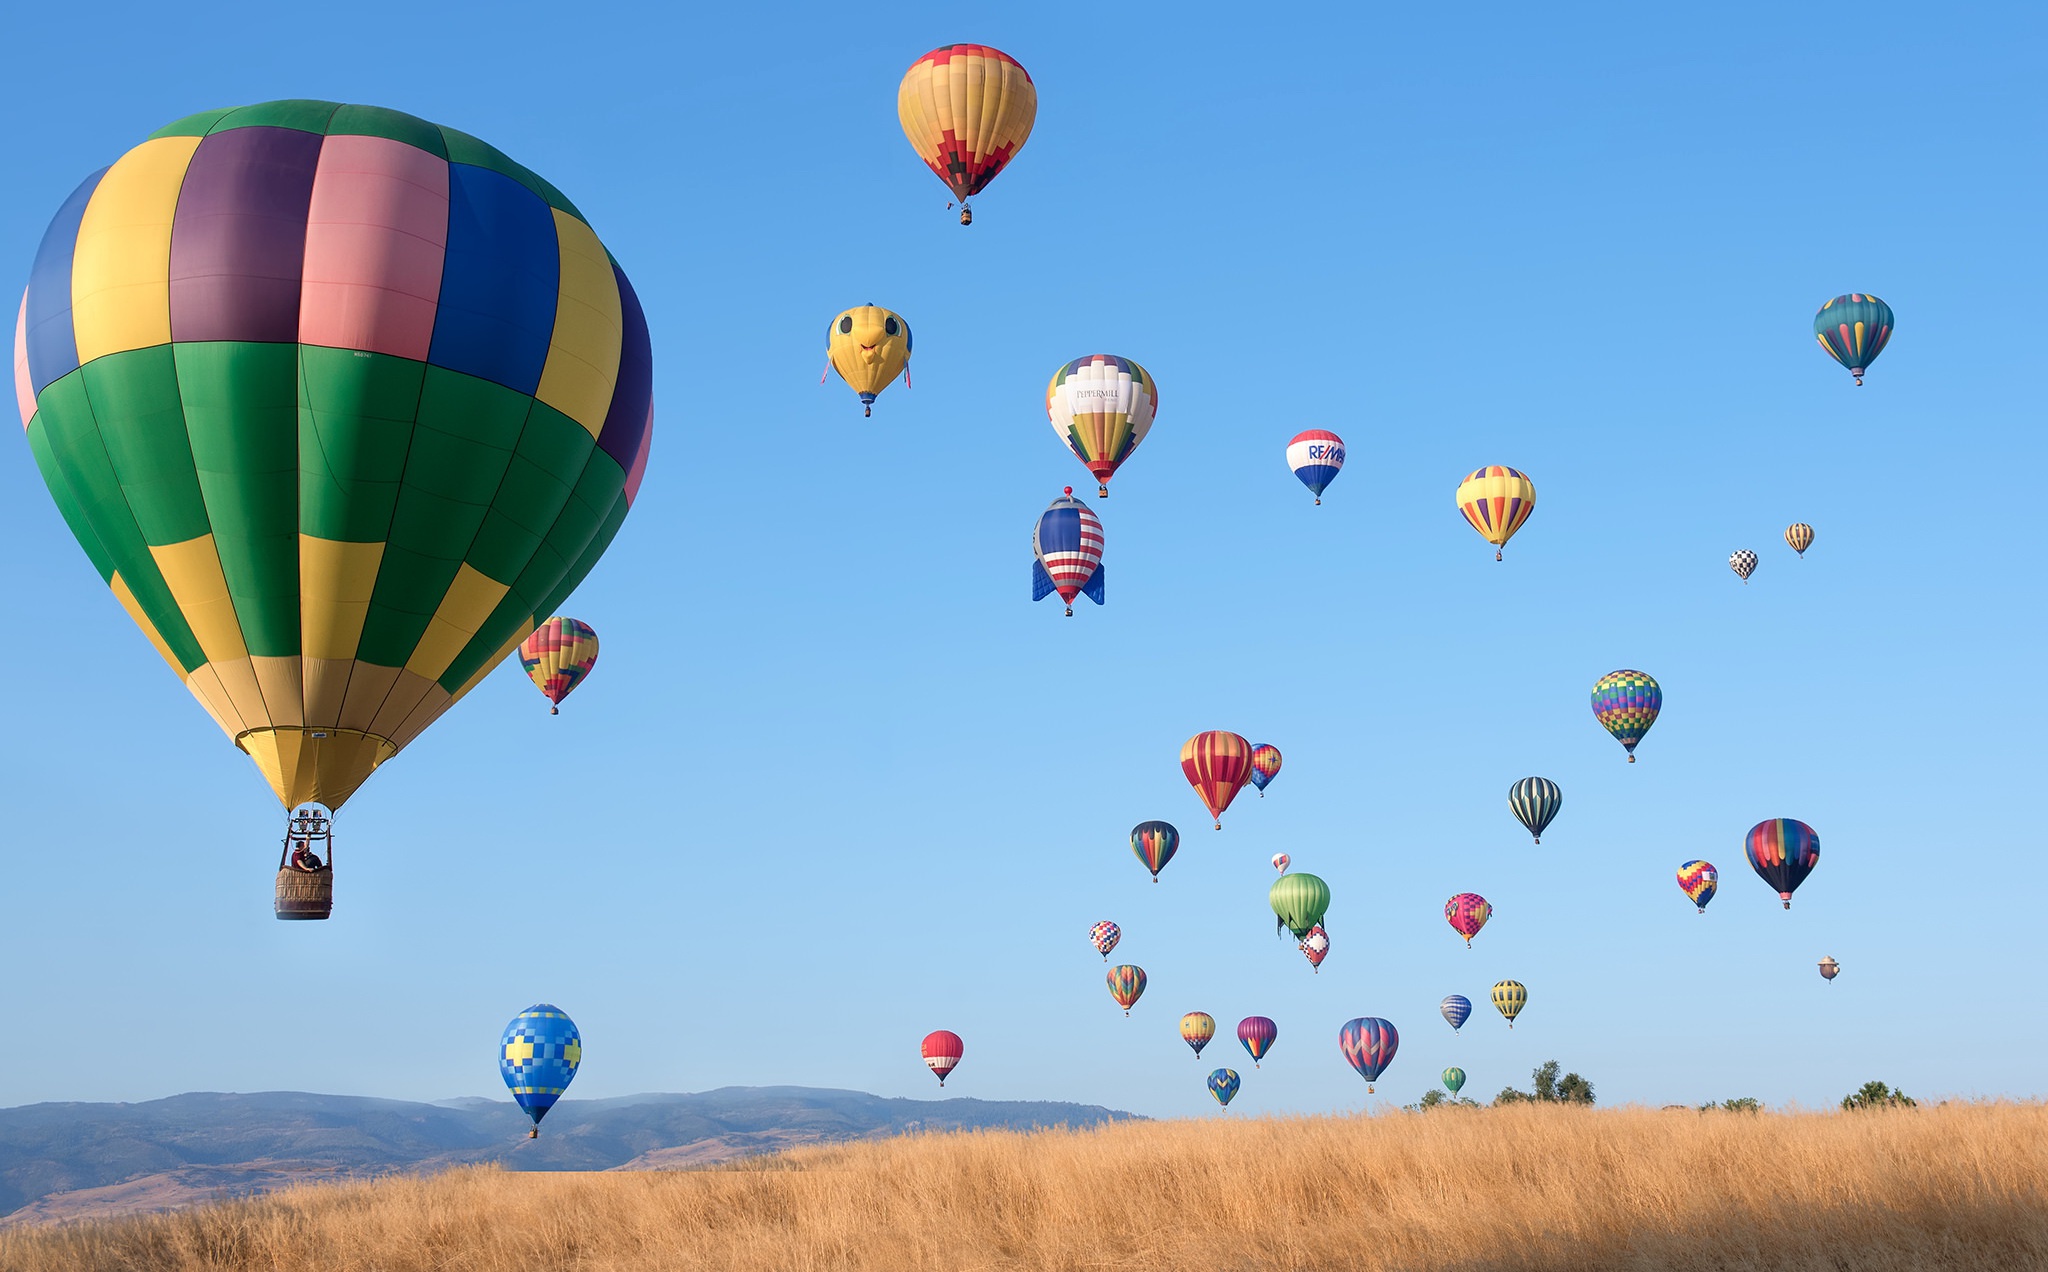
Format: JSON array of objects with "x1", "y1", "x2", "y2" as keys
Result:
[
  {"x1": 1180, "y1": 731, "x2": 1253, "y2": 829},
  {"x1": 920, "y1": 1030, "x2": 964, "y2": 1086}
]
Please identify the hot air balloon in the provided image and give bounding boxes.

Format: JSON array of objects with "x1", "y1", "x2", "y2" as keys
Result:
[
  {"x1": 1032, "y1": 488, "x2": 1103, "y2": 617},
  {"x1": 1745, "y1": 818, "x2": 1820, "y2": 909},
  {"x1": 1300, "y1": 924, "x2": 1329, "y2": 971},
  {"x1": 824, "y1": 305, "x2": 910, "y2": 416},
  {"x1": 1730, "y1": 550, "x2": 1757, "y2": 584},
  {"x1": 1443, "y1": 1067, "x2": 1466, "y2": 1096},
  {"x1": 1440, "y1": 995, "x2": 1471, "y2": 1033},
  {"x1": 1047, "y1": 354, "x2": 1158, "y2": 498},
  {"x1": 1107, "y1": 964, "x2": 1147, "y2": 1015},
  {"x1": 519, "y1": 617, "x2": 598, "y2": 715},
  {"x1": 1508, "y1": 777, "x2": 1561, "y2": 845},
  {"x1": 1786, "y1": 523, "x2": 1815, "y2": 557},
  {"x1": 1455, "y1": 466, "x2": 1536, "y2": 561},
  {"x1": 1338, "y1": 1017, "x2": 1398, "y2": 1093},
  {"x1": 1592, "y1": 670, "x2": 1662, "y2": 762},
  {"x1": 1492, "y1": 980, "x2": 1527, "y2": 1028},
  {"x1": 1181, "y1": 1012, "x2": 1216, "y2": 1058},
  {"x1": 1182, "y1": 731, "x2": 1253, "y2": 829},
  {"x1": 1089, "y1": 920, "x2": 1121, "y2": 960},
  {"x1": 1814, "y1": 293, "x2": 1894, "y2": 385},
  {"x1": 1818, "y1": 956, "x2": 1841, "y2": 982},
  {"x1": 500, "y1": 1004, "x2": 582, "y2": 1137},
  {"x1": 921, "y1": 1030, "x2": 964, "y2": 1086},
  {"x1": 1677, "y1": 860, "x2": 1718, "y2": 913},
  {"x1": 17, "y1": 103, "x2": 655, "y2": 919},
  {"x1": 1271, "y1": 872, "x2": 1331, "y2": 941},
  {"x1": 1286, "y1": 430, "x2": 1345, "y2": 505},
  {"x1": 1445, "y1": 893, "x2": 1491, "y2": 948},
  {"x1": 1131, "y1": 820, "x2": 1179, "y2": 882},
  {"x1": 1248, "y1": 744, "x2": 1282, "y2": 796},
  {"x1": 897, "y1": 45, "x2": 1037, "y2": 226},
  {"x1": 1237, "y1": 1016, "x2": 1278, "y2": 1068},
  {"x1": 1208, "y1": 1068, "x2": 1241, "y2": 1107},
  {"x1": 1271, "y1": 853, "x2": 1290, "y2": 873}
]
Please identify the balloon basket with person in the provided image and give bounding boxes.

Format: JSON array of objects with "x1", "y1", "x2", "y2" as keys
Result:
[{"x1": 274, "y1": 806, "x2": 336, "y2": 921}]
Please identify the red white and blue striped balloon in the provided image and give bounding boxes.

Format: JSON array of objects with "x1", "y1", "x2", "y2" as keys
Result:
[
  {"x1": 1030, "y1": 488, "x2": 1103, "y2": 616},
  {"x1": 1286, "y1": 429, "x2": 1346, "y2": 504}
]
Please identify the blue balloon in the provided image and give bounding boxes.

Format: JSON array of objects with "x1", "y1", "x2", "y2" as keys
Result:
[
  {"x1": 1440, "y1": 994, "x2": 1471, "y2": 1033},
  {"x1": 1207, "y1": 1067, "x2": 1241, "y2": 1107},
  {"x1": 501, "y1": 1003, "x2": 582, "y2": 1133}
]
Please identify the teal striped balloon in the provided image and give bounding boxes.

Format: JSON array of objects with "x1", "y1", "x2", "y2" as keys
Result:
[
  {"x1": 1814, "y1": 293, "x2": 1894, "y2": 385},
  {"x1": 1508, "y1": 777, "x2": 1562, "y2": 844}
]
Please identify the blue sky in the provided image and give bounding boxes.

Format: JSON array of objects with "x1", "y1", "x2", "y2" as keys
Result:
[{"x1": 1, "y1": 1, "x2": 2042, "y2": 1119}]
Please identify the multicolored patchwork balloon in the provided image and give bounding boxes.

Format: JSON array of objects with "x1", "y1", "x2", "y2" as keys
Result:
[
  {"x1": 1592, "y1": 670, "x2": 1662, "y2": 762},
  {"x1": 1492, "y1": 980, "x2": 1527, "y2": 1028},
  {"x1": 1248, "y1": 743, "x2": 1283, "y2": 795},
  {"x1": 1730, "y1": 550, "x2": 1758, "y2": 584},
  {"x1": 1814, "y1": 293, "x2": 1894, "y2": 385},
  {"x1": 1440, "y1": 994, "x2": 1471, "y2": 1033},
  {"x1": 1089, "y1": 920, "x2": 1121, "y2": 960},
  {"x1": 920, "y1": 1030, "x2": 964, "y2": 1086},
  {"x1": 1236, "y1": 1016, "x2": 1278, "y2": 1068},
  {"x1": 1106, "y1": 964, "x2": 1147, "y2": 1016},
  {"x1": 1338, "y1": 1017, "x2": 1398, "y2": 1093},
  {"x1": 1286, "y1": 429, "x2": 1345, "y2": 505},
  {"x1": 519, "y1": 618, "x2": 599, "y2": 715},
  {"x1": 500, "y1": 1004, "x2": 582, "y2": 1136},
  {"x1": 1455, "y1": 466, "x2": 1536, "y2": 561},
  {"x1": 1509, "y1": 777, "x2": 1561, "y2": 845},
  {"x1": 1445, "y1": 893, "x2": 1491, "y2": 948},
  {"x1": 1677, "y1": 860, "x2": 1718, "y2": 913},
  {"x1": 1207, "y1": 1067, "x2": 1241, "y2": 1108},
  {"x1": 1047, "y1": 355, "x2": 1158, "y2": 497},
  {"x1": 1180, "y1": 1011, "x2": 1216, "y2": 1057},
  {"x1": 1300, "y1": 923, "x2": 1329, "y2": 971},
  {"x1": 1131, "y1": 820, "x2": 1179, "y2": 882},
  {"x1": 16, "y1": 102, "x2": 654, "y2": 815},
  {"x1": 1032, "y1": 488, "x2": 1104, "y2": 616},
  {"x1": 824, "y1": 304, "x2": 910, "y2": 416},
  {"x1": 1271, "y1": 872, "x2": 1331, "y2": 941},
  {"x1": 1745, "y1": 818, "x2": 1821, "y2": 909},
  {"x1": 897, "y1": 45, "x2": 1037, "y2": 226},
  {"x1": 1182, "y1": 730, "x2": 1254, "y2": 828},
  {"x1": 1271, "y1": 853, "x2": 1290, "y2": 873},
  {"x1": 1786, "y1": 523, "x2": 1815, "y2": 557},
  {"x1": 1442, "y1": 1067, "x2": 1466, "y2": 1096}
]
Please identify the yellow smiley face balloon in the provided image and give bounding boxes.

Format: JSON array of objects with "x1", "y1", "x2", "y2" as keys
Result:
[{"x1": 825, "y1": 305, "x2": 912, "y2": 416}]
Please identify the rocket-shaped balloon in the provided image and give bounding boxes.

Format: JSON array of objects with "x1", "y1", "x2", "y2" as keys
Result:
[{"x1": 1032, "y1": 488, "x2": 1105, "y2": 617}]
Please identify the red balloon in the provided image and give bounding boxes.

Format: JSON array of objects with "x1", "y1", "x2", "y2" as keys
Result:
[{"x1": 920, "y1": 1030, "x2": 964, "y2": 1086}]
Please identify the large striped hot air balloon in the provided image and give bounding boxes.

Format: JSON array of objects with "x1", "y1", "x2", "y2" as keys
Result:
[
  {"x1": 16, "y1": 102, "x2": 653, "y2": 866},
  {"x1": 920, "y1": 1030, "x2": 964, "y2": 1086},
  {"x1": 1047, "y1": 354, "x2": 1158, "y2": 498},
  {"x1": 500, "y1": 1004, "x2": 582, "y2": 1137},
  {"x1": 1455, "y1": 466, "x2": 1536, "y2": 561},
  {"x1": 1508, "y1": 777, "x2": 1561, "y2": 844},
  {"x1": 1745, "y1": 818, "x2": 1821, "y2": 909},
  {"x1": 1236, "y1": 1016, "x2": 1278, "y2": 1068},
  {"x1": 1592, "y1": 669, "x2": 1662, "y2": 762},
  {"x1": 1181, "y1": 730, "x2": 1253, "y2": 828},
  {"x1": 1338, "y1": 1017, "x2": 1398, "y2": 1093},
  {"x1": 897, "y1": 45, "x2": 1037, "y2": 226},
  {"x1": 1445, "y1": 893, "x2": 1491, "y2": 948},
  {"x1": 1106, "y1": 964, "x2": 1147, "y2": 1016},
  {"x1": 1031, "y1": 488, "x2": 1103, "y2": 616},
  {"x1": 1786, "y1": 523, "x2": 1815, "y2": 557},
  {"x1": 519, "y1": 617, "x2": 599, "y2": 715},
  {"x1": 1286, "y1": 429, "x2": 1345, "y2": 505},
  {"x1": 1492, "y1": 980, "x2": 1528, "y2": 1028},
  {"x1": 824, "y1": 304, "x2": 910, "y2": 417},
  {"x1": 1180, "y1": 1012, "x2": 1216, "y2": 1058},
  {"x1": 1677, "y1": 860, "x2": 1718, "y2": 913},
  {"x1": 1814, "y1": 293, "x2": 1893, "y2": 385}
]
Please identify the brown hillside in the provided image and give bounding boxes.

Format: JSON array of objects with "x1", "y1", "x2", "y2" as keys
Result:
[{"x1": 3, "y1": 1102, "x2": 2042, "y2": 1271}]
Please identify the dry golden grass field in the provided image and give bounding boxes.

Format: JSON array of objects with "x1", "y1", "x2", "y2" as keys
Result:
[{"x1": 2, "y1": 1101, "x2": 2042, "y2": 1272}]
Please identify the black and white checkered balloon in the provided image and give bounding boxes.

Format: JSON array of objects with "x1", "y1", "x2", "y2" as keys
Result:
[{"x1": 1729, "y1": 549, "x2": 1758, "y2": 583}]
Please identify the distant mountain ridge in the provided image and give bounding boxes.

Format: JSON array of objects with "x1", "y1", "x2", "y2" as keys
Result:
[{"x1": 0, "y1": 1087, "x2": 1137, "y2": 1226}]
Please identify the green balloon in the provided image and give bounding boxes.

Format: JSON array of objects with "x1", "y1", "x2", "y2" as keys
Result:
[
  {"x1": 1443, "y1": 1067, "x2": 1466, "y2": 1095},
  {"x1": 1269, "y1": 872, "x2": 1330, "y2": 940}
]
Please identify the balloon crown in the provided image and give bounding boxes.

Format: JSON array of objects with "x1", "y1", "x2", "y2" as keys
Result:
[{"x1": 1064, "y1": 486, "x2": 1074, "y2": 495}]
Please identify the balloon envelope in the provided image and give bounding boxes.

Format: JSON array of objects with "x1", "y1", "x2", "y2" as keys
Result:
[
  {"x1": 1130, "y1": 821, "x2": 1179, "y2": 881},
  {"x1": 1440, "y1": 994, "x2": 1472, "y2": 1032},
  {"x1": 1181, "y1": 731, "x2": 1254, "y2": 828},
  {"x1": 1031, "y1": 490, "x2": 1104, "y2": 613},
  {"x1": 1248, "y1": 743, "x2": 1283, "y2": 793},
  {"x1": 1786, "y1": 523, "x2": 1815, "y2": 556},
  {"x1": 920, "y1": 1030, "x2": 964, "y2": 1085},
  {"x1": 1338, "y1": 1017, "x2": 1398, "y2": 1091},
  {"x1": 1207, "y1": 1068, "x2": 1241, "y2": 1107},
  {"x1": 1089, "y1": 920, "x2": 1121, "y2": 959},
  {"x1": 1455, "y1": 466, "x2": 1536, "y2": 558},
  {"x1": 1271, "y1": 853, "x2": 1290, "y2": 872},
  {"x1": 1046, "y1": 354, "x2": 1158, "y2": 496},
  {"x1": 1445, "y1": 893, "x2": 1491, "y2": 947},
  {"x1": 1592, "y1": 670, "x2": 1662, "y2": 761},
  {"x1": 1180, "y1": 1012, "x2": 1216, "y2": 1056},
  {"x1": 17, "y1": 102, "x2": 654, "y2": 812},
  {"x1": 1236, "y1": 1016, "x2": 1278, "y2": 1065},
  {"x1": 1814, "y1": 293, "x2": 1894, "y2": 384},
  {"x1": 1300, "y1": 923, "x2": 1329, "y2": 970},
  {"x1": 826, "y1": 305, "x2": 910, "y2": 415},
  {"x1": 1286, "y1": 429, "x2": 1345, "y2": 502},
  {"x1": 1730, "y1": 550, "x2": 1758, "y2": 583},
  {"x1": 1443, "y1": 1067, "x2": 1466, "y2": 1095},
  {"x1": 1745, "y1": 818, "x2": 1820, "y2": 908},
  {"x1": 1508, "y1": 778, "x2": 1561, "y2": 844},
  {"x1": 500, "y1": 1004, "x2": 582, "y2": 1128},
  {"x1": 1492, "y1": 980, "x2": 1528, "y2": 1027},
  {"x1": 1107, "y1": 964, "x2": 1147, "y2": 1014},
  {"x1": 519, "y1": 617, "x2": 598, "y2": 713},
  {"x1": 1270, "y1": 872, "x2": 1331, "y2": 940},
  {"x1": 1677, "y1": 860, "x2": 1718, "y2": 912},
  {"x1": 897, "y1": 46, "x2": 1036, "y2": 216}
]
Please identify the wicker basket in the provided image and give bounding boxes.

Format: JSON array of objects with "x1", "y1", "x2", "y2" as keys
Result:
[{"x1": 275, "y1": 868, "x2": 333, "y2": 920}]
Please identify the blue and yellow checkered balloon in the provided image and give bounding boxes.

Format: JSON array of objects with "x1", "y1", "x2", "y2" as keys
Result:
[{"x1": 500, "y1": 1003, "x2": 582, "y2": 1129}]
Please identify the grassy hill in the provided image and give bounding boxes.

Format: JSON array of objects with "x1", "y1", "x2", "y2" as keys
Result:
[{"x1": 1, "y1": 1101, "x2": 2041, "y2": 1271}]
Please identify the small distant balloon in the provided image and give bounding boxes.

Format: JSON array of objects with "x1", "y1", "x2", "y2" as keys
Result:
[
  {"x1": 519, "y1": 618, "x2": 600, "y2": 715},
  {"x1": 1442, "y1": 1067, "x2": 1466, "y2": 1096},
  {"x1": 500, "y1": 1004, "x2": 582, "y2": 1137},
  {"x1": 1455, "y1": 466, "x2": 1536, "y2": 561},
  {"x1": 1271, "y1": 853, "x2": 1290, "y2": 873},
  {"x1": 1300, "y1": 923, "x2": 1329, "y2": 972},
  {"x1": 1287, "y1": 429, "x2": 1346, "y2": 505},
  {"x1": 1591, "y1": 669, "x2": 1662, "y2": 762},
  {"x1": 1786, "y1": 523, "x2": 1815, "y2": 557},
  {"x1": 1248, "y1": 743, "x2": 1283, "y2": 796},
  {"x1": 920, "y1": 1030, "x2": 964, "y2": 1087},
  {"x1": 1445, "y1": 893, "x2": 1491, "y2": 948},
  {"x1": 1730, "y1": 550, "x2": 1758, "y2": 584},
  {"x1": 1107, "y1": 964, "x2": 1147, "y2": 1015},
  {"x1": 1745, "y1": 818, "x2": 1820, "y2": 909},
  {"x1": 1440, "y1": 994, "x2": 1472, "y2": 1033},
  {"x1": 1237, "y1": 1016, "x2": 1278, "y2": 1068},
  {"x1": 1677, "y1": 860, "x2": 1718, "y2": 913},
  {"x1": 1492, "y1": 980, "x2": 1528, "y2": 1028},
  {"x1": 1338, "y1": 1017, "x2": 1398, "y2": 1093},
  {"x1": 1208, "y1": 1068, "x2": 1241, "y2": 1108},
  {"x1": 1181, "y1": 731, "x2": 1254, "y2": 828},
  {"x1": 1818, "y1": 956, "x2": 1841, "y2": 982},
  {"x1": 1508, "y1": 778, "x2": 1562, "y2": 845},
  {"x1": 1131, "y1": 821, "x2": 1180, "y2": 882},
  {"x1": 1181, "y1": 1012, "x2": 1217, "y2": 1057},
  {"x1": 1089, "y1": 920, "x2": 1121, "y2": 960},
  {"x1": 1814, "y1": 293, "x2": 1894, "y2": 386}
]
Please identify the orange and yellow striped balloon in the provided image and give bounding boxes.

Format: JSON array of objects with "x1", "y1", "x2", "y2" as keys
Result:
[
  {"x1": 1180, "y1": 731, "x2": 1254, "y2": 829},
  {"x1": 1455, "y1": 466, "x2": 1537, "y2": 561},
  {"x1": 897, "y1": 45, "x2": 1037, "y2": 225}
]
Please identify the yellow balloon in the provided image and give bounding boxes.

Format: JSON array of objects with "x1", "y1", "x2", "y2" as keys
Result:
[
  {"x1": 897, "y1": 45, "x2": 1037, "y2": 226},
  {"x1": 1455, "y1": 466, "x2": 1538, "y2": 561},
  {"x1": 826, "y1": 306, "x2": 912, "y2": 417}
]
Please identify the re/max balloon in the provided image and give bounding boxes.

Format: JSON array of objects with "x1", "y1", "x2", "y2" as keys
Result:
[
  {"x1": 1338, "y1": 1017, "x2": 1398, "y2": 1092},
  {"x1": 1287, "y1": 430, "x2": 1345, "y2": 505},
  {"x1": 519, "y1": 618, "x2": 598, "y2": 715},
  {"x1": 501, "y1": 1004, "x2": 582, "y2": 1136},
  {"x1": 897, "y1": 46, "x2": 1036, "y2": 226}
]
